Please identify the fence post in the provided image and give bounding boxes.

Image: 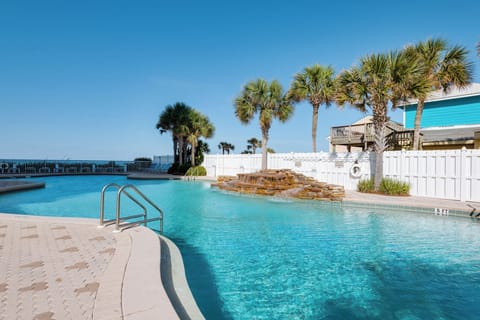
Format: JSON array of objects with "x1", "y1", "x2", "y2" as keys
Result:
[
  {"x1": 400, "y1": 149, "x2": 405, "y2": 181},
  {"x1": 460, "y1": 147, "x2": 467, "y2": 202}
]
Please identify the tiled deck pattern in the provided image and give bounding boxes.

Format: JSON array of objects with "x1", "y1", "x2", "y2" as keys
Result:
[
  {"x1": 0, "y1": 214, "x2": 180, "y2": 320},
  {"x1": 0, "y1": 215, "x2": 118, "y2": 320}
]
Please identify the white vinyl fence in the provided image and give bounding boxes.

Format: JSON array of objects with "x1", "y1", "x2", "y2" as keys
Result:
[
  {"x1": 203, "y1": 152, "x2": 372, "y2": 192},
  {"x1": 383, "y1": 150, "x2": 480, "y2": 202},
  {"x1": 202, "y1": 149, "x2": 480, "y2": 202}
]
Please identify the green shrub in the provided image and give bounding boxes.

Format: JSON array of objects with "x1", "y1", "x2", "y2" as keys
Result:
[
  {"x1": 168, "y1": 163, "x2": 191, "y2": 175},
  {"x1": 185, "y1": 165, "x2": 207, "y2": 176},
  {"x1": 357, "y1": 178, "x2": 374, "y2": 193},
  {"x1": 167, "y1": 163, "x2": 178, "y2": 174},
  {"x1": 357, "y1": 177, "x2": 410, "y2": 196},
  {"x1": 379, "y1": 177, "x2": 410, "y2": 196}
]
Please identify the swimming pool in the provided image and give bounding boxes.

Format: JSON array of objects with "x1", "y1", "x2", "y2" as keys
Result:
[{"x1": 1, "y1": 175, "x2": 480, "y2": 319}]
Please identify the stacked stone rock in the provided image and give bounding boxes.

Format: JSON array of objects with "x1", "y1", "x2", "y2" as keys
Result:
[{"x1": 213, "y1": 169, "x2": 345, "y2": 201}]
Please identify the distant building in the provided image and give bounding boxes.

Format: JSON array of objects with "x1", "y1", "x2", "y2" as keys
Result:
[
  {"x1": 399, "y1": 83, "x2": 480, "y2": 150},
  {"x1": 329, "y1": 84, "x2": 480, "y2": 152}
]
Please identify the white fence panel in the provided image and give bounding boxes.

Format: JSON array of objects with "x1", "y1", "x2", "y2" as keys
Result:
[
  {"x1": 203, "y1": 149, "x2": 480, "y2": 202},
  {"x1": 203, "y1": 152, "x2": 372, "y2": 191},
  {"x1": 382, "y1": 149, "x2": 480, "y2": 202}
]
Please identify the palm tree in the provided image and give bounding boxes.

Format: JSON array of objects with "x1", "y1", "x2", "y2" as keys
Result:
[
  {"x1": 186, "y1": 111, "x2": 215, "y2": 166},
  {"x1": 389, "y1": 49, "x2": 430, "y2": 110},
  {"x1": 218, "y1": 142, "x2": 235, "y2": 154},
  {"x1": 156, "y1": 102, "x2": 193, "y2": 165},
  {"x1": 288, "y1": 64, "x2": 335, "y2": 152},
  {"x1": 246, "y1": 137, "x2": 261, "y2": 154},
  {"x1": 336, "y1": 53, "x2": 399, "y2": 190},
  {"x1": 410, "y1": 38, "x2": 473, "y2": 150},
  {"x1": 234, "y1": 79, "x2": 294, "y2": 170},
  {"x1": 337, "y1": 49, "x2": 428, "y2": 190}
]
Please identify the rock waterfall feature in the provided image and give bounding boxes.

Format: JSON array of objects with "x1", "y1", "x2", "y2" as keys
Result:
[{"x1": 212, "y1": 169, "x2": 345, "y2": 201}]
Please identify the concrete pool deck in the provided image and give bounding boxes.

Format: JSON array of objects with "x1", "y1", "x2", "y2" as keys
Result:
[
  {"x1": 344, "y1": 190, "x2": 480, "y2": 215},
  {"x1": 0, "y1": 214, "x2": 181, "y2": 320}
]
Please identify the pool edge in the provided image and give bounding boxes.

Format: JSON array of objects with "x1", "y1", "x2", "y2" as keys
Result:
[{"x1": 159, "y1": 234, "x2": 206, "y2": 320}]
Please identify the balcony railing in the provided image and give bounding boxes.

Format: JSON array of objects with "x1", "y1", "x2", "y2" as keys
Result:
[
  {"x1": 331, "y1": 123, "x2": 417, "y2": 150},
  {"x1": 330, "y1": 123, "x2": 375, "y2": 146}
]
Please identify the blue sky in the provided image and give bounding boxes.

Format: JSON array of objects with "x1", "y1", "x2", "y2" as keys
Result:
[{"x1": 1, "y1": 0, "x2": 479, "y2": 160}]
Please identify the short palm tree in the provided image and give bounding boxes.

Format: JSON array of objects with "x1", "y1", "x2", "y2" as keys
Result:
[
  {"x1": 186, "y1": 111, "x2": 215, "y2": 166},
  {"x1": 288, "y1": 64, "x2": 335, "y2": 152},
  {"x1": 156, "y1": 102, "x2": 193, "y2": 165},
  {"x1": 410, "y1": 38, "x2": 473, "y2": 150},
  {"x1": 218, "y1": 142, "x2": 235, "y2": 154},
  {"x1": 246, "y1": 137, "x2": 261, "y2": 154},
  {"x1": 234, "y1": 79, "x2": 293, "y2": 170}
]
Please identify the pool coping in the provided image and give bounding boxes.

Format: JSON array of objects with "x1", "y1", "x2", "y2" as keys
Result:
[
  {"x1": 342, "y1": 190, "x2": 480, "y2": 218},
  {"x1": 0, "y1": 180, "x2": 46, "y2": 194}
]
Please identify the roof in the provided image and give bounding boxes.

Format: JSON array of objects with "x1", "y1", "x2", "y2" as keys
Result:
[
  {"x1": 334, "y1": 115, "x2": 405, "y2": 132},
  {"x1": 398, "y1": 83, "x2": 480, "y2": 107},
  {"x1": 352, "y1": 115, "x2": 373, "y2": 125},
  {"x1": 421, "y1": 125, "x2": 480, "y2": 143}
]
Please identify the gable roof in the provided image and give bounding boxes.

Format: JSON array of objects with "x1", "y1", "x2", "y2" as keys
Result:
[
  {"x1": 398, "y1": 83, "x2": 480, "y2": 107},
  {"x1": 345, "y1": 115, "x2": 405, "y2": 131}
]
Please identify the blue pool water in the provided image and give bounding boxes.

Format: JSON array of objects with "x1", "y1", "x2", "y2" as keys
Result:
[{"x1": 1, "y1": 175, "x2": 480, "y2": 319}]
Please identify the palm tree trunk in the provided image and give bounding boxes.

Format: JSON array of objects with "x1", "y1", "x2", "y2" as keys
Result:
[
  {"x1": 261, "y1": 128, "x2": 269, "y2": 171},
  {"x1": 173, "y1": 137, "x2": 178, "y2": 163},
  {"x1": 191, "y1": 144, "x2": 196, "y2": 166},
  {"x1": 178, "y1": 138, "x2": 184, "y2": 166},
  {"x1": 312, "y1": 104, "x2": 319, "y2": 153},
  {"x1": 183, "y1": 138, "x2": 188, "y2": 165},
  {"x1": 373, "y1": 110, "x2": 387, "y2": 191},
  {"x1": 412, "y1": 99, "x2": 425, "y2": 150}
]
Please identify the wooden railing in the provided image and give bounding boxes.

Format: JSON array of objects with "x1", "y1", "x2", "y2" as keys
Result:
[
  {"x1": 330, "y1": 123, "x2": 375, "y2": 145},
  {"x1": 385, "y1": 130, "x2": 417, "y2": 150},
  {"x1": 331, "y1": 123, "x2": 417, "y2": 150}
]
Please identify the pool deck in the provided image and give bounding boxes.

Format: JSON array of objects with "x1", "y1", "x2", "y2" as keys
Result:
[
  {"x1": 344, "y1": 190, "x2": 480, "y2": 215},
  {"x1": 0, "y1": 180, "x2": 46, "y2": 194},
  {"x1": 0, "y1": 214, "x2": 180, "y2": 320}
]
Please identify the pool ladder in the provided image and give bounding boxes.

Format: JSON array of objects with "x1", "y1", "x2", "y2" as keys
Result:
[{"x1": 98, "y1": 183, "x2": 164, "y2": 233}]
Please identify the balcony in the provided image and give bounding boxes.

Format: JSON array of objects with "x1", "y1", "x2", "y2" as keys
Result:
[
  {"x1": 330, "y1": 123, "x2": 416, "y2": 151},
  {"x1": 330, "y1": 123, "x2": 374, "y2": 149}
]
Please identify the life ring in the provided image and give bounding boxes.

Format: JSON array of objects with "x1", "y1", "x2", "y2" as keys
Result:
[
  {"x1": 350, "y1": 163, "x2": 362, "y2": 178},
  {"x1": 0, "y1": 163, "x2": 9, "y2": 170}
]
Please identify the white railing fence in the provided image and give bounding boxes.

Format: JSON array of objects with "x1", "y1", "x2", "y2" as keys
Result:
[{"x1": 202, "y1": 150, "x2": 480, "y2": 202}]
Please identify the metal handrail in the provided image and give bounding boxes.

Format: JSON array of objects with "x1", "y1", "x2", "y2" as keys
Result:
[
  {"x1": 99, "y1": 183, "x2": 163, "y2": 233},
  {"x1": 115, "y1": 184, "x2": 164, "y2": 233},
  {"x1": 99, "y1": 183, "x2": 147, "y2": 227}
]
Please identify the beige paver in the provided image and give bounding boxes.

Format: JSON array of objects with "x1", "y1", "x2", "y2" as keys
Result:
[{"x1": 0, "y1": 214, "x2": 179, "y2": 320}]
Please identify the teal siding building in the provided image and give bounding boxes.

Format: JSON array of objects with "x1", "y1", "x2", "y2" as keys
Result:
[
  {"x1": 404, "y1": 95, "x2": 480, "y2": 129},
  {"x1": 400, "y1": 84, "x2": 480, "y2": 150}
]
